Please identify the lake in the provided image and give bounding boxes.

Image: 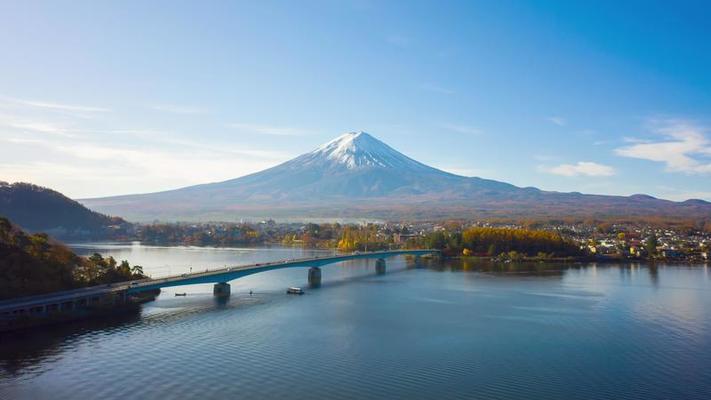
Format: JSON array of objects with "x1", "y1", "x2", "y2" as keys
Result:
[{"x1": 1, "y1": 244, "x2": 710, "y2": 400}]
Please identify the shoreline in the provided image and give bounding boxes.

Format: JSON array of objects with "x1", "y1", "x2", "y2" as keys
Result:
[
  {"x1": 445, "y1": 255, "x2": 710, "y2": 266},
  {"x1": 67, "y1": 240, "x2": 710, "y2": 266}
]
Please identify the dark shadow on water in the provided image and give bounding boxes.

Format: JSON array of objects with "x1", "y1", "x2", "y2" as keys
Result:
[
  {"x1": 0, "y1": 291, "x2": 276, "y2": 376},
  {"x1": 0, "y1": 309, "x2": 141, "y2": 377},
  {"x1": 303, "y1": 263, "x2": 413, "y2": 291},
  {"x1": 214, "y1": 295, "x2": 231, "y2": 307},
  {"x1": 648, "y1": 264, "x2": 659, "y2": 287},
  {"x1": 436, "y1": 257, "x2": 569, "y2": 278},
  {"x1": 305, "y1": 256, "x2": 568, "y2": 291}
]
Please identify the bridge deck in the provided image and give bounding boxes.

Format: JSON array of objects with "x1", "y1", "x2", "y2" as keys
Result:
[{"x1": 0, "y1": 249, "x2": 438, "y2": 312}]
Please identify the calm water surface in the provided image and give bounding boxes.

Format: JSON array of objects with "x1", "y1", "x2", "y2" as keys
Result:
[{"x1": 1, "y1": 244, "x2": 710, "y2": 400}]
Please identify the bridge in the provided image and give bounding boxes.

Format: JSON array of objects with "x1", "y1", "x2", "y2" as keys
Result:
[
  {"x1": 128, "y1": 249, "x2": 438, "y2": 295},
  {"x1": 0, "y1": 249, "x2": 439, "y2": 327}
]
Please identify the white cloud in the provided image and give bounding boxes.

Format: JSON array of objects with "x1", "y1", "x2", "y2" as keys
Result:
[
  {"x1": 0, "y1": 123, "x2": 292, "y2": 198},
  {"x1": 615, "y1": 120, "x2": 711, "y2": 174},
  {"x1": 441, "y1": 123, "x2": 481, "y2": 135},
  {"x1": 544, "y1": 161, "x2": 616, "y2": 177},
  {"x1": 227, "y1": 123, "x2": 311, "y2": 136},
  {"x1": 8, "y1": 121, "x2": 61, "y2": 134},
  {"x1": 1, "y1": 137, "x2": 51, "y2": 145},
  {"x1": 546, "y1": 116, "x2": 566, "y2": 126},
  {"x1": 112, "y1": 130, "x2": 290, "y2": 160},
  {"x1": 622, "y1": 136, "x2": 647, "y2": 143},
  {"x1": 0, "y1": 96, "x2": 301, "y2": 197},
  {"x1": 0, "y1": 96, "x2": 109, "y2": 112},
  {"x1": 2, "y1": 120, "x2": 73, "y2": 137},
  {"x1": 0, "y1": 114, "x2": 77, "y2": 137}
]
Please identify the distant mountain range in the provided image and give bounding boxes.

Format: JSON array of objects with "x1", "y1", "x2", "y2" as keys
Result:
[
  {"x1": 0, "y1": 182, "x2": 128, "y2": 238},
  {"x1": 80, "y1": 132, "x2": 711, "y2": 222}
]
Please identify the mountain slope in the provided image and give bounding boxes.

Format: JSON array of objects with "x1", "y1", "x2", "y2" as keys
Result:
[
  {"x1": 0, "y1": 182, "x2": 128, "y2": 238},
  {"x1": 80, "y1": 132, "x2": 711, "y2": 221}
]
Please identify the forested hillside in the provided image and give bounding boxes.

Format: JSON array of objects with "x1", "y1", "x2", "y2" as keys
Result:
[
  {"x1": 0, "y1": 182, "x2": 129, "y2": 239},
  {"x1": 0, "y1": 217, "x2": 144, "y2": 300}
]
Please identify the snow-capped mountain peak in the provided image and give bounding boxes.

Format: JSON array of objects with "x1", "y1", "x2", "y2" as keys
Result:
[
  {"x1": 305, "y1": 131, "x2": 430, "y2": 170},
  {"x1": 81, "y1": 130, "x2": 711, "y2": 222}
]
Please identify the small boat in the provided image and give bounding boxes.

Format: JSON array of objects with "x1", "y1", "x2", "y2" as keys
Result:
[
  {"x1": 286, "y1": 287, "x2": 304, "y2": 295},
  {"x1": 175, "y1": 293, "x2": 187, "y2": 297}
]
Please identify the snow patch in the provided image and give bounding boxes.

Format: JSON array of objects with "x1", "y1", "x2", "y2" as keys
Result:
[{"x1": 306, "y1": 131, "x2": 430, "y2": 170}]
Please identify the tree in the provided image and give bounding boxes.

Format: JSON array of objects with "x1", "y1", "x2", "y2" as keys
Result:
[
  {"x1": 487, "y1": 243, "x2": 497, "y2": 256},
  {"x1": 119, "y1": 260, "x2": 131, "y2": 275},
  {"x1": 131, "y1": 265, "x2": 144, "y2": 277},
  {"x1": 645, "y1": 235, "x2": 658, "y2": 257}
]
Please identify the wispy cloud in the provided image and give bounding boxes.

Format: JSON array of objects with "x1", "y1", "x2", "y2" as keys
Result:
[
  {"x1": 149, "y1": 104, "x2": 207, "y2": 114},
  {"x1": 126, "y1": 130, "x2": 289, "y2": 159},
  {"x1": 1, "y1": 137, "x2": 50, "y2": 145},
  {"x1": 615, "y1": 120, "x2": 711, "y2": 174},
  {"x1": 419, "y1": 83, "x2": 454, "y2": 95},
  {"x1": 0, "y1": 96, "x2": 110, "y2": 113},
  {"x1": 227, "y1": 123, "x2": 311, "y2": 136},
  {"x1": 440, "y1": 123, "x2": 481, "y2": 135},
  {"x1": 622, "y1": 136, "x2": 647, "y2": 143},
  {"x1": 543, "y1": 161, "x2": 616, "y2": 177},
  {"x1": 1, "y1": 135, "x2": 289, "y2": 198},
  {"x1": 0, "y1": 95, "x2": 298, "y2": 197},
  {"x1": 0, "y1": 115, "x2": 74, "y2": 137},
  {"x1": 546, "y1": 116, "x2": 566, "y2": 126}
]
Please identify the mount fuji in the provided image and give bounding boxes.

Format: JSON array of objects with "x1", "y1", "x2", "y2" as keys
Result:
[{"x1": 81, "y1": 132, "x2": 711, "y2": 221}]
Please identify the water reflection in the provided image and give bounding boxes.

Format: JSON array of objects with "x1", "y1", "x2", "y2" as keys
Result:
[
  {"x1": 648, "y1": 264, "x2": 659, "y2": 287},
  {"x1": 451, "y1": 257, "x2": 568, "y2": 277},
  {"x1": 0, "y1": 310, "x2": 141, "y2": 377}
]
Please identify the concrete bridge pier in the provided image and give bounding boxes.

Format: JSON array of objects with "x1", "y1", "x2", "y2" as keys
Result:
[
  {"x1": 308, "y1": 267, "x2": 322, "y2": 288},
  {"x1": 375, "y1": 258, "x2": 386, "y2": 275},
  {"x1": 213, "y1": 282, "x2": 231, "y2": 297}
]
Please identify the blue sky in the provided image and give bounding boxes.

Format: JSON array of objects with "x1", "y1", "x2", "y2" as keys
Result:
[{"x1": 1, "y1": 0, "x2": 710, "y2": 200}]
